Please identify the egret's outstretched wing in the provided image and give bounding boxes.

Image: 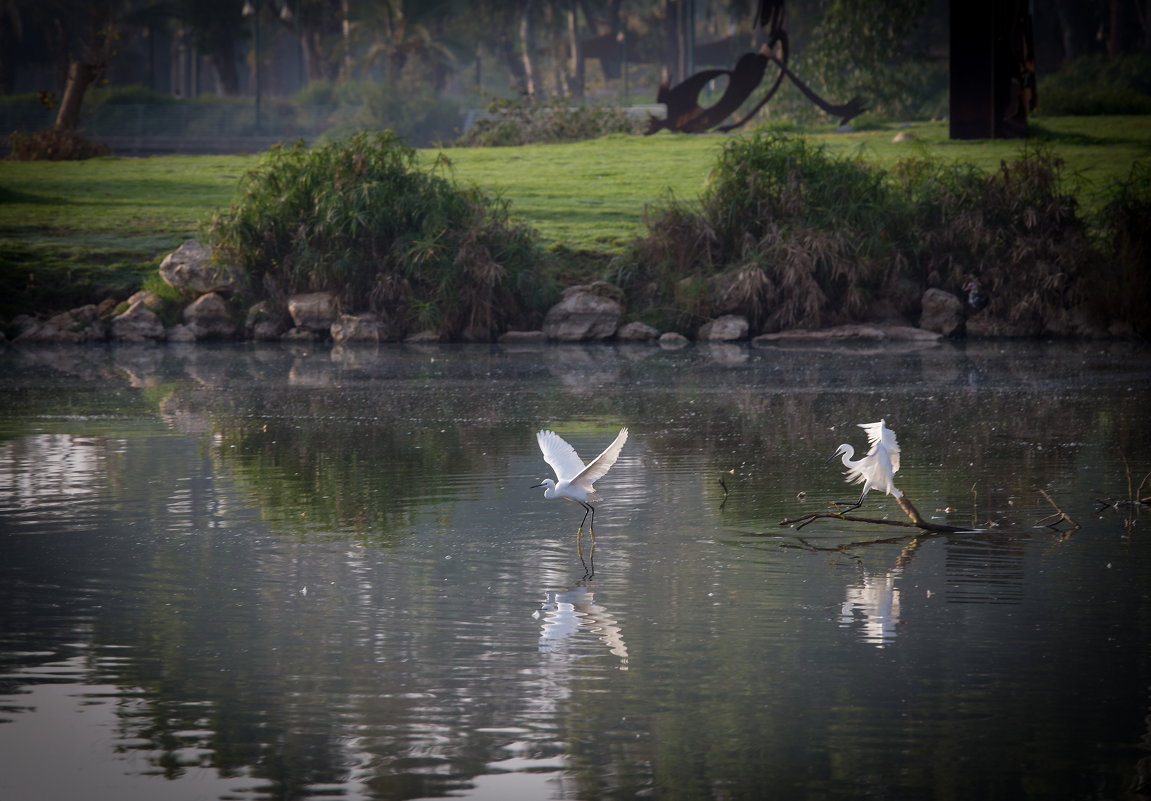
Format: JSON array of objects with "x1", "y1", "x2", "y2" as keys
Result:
[
  {"x1": 859, "y1": 419, "x2": 900, "y2": 474},
  {"x1": 573, "y1": 428, "x2": 628, "y2": 489},
  {"x1": 537, "y1": 430, "x2": 587, "y2": 482}
]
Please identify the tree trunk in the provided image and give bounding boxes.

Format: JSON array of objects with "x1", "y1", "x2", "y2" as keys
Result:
[
  {"x1": 209, "y1": 41, "x2": 241, "y2": 96},
  {"x1": 54, "y1": 60, "x2": 100, "y2": 132},
  {"x1": 566, "y1": 2, "x2": 584, "y2": 100},
  {"x1": 519, "y1": 0, "x2": 538, "y2": 98}
]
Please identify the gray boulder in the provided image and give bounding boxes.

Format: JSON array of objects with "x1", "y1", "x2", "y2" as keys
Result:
[
  {"x1": 617, "y1": 321, "x2": 661, "y2": 342},
  {"x1": 405, "y1": 330, "x2": 441, "y2": 343},
  {"x1": 15, "y1": 305, "x2": 107, "y2": 343},
  {"x1": 753, "y1": 324, "x2": 941, "y2": 344},
  {"x1": 125, "y1": 290, "x2": 167, "y2": 313},
  {"x1": 697, "y1": 314, "x2": 749, "y2": 341},
  {"x1": 159, "y1": 240, "x2": 240, "y2": 295},
  {"x1": 542, "y1": 283, "x2": 623, "y2": 341},
  {"x1": 111, "y1": 301, "x2": 165, "y2": 342},
  {"x1": 182, "y1": 292, "x2": 236, "y2": 339},
  {"x1": 288, "y1": 292, "x2": 339, "y2": 333},
  {"x1": 658, "y1": 331, "x2": 690, "y2": 349},
  {"x1": 331, "y1": 313, "x2": 388, "y2": 344},
  {"x1": 919, "y1": 288, "x2": 965, "y2": 337},
  {"x1": 246, "y1": 301, "x2": 288, "y2": 341},
  {"x1": 166, "y1": 324, "x2": 197, "y2": 343},
  {"x1": 498, "y1": 330, "x2": 548, "y2": 345}
]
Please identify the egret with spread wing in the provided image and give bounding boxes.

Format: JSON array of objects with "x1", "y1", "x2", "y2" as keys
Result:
[
  {"x1": 532, "y1": 428, "x2": 628, "y2": 536},
  {"x1": 829, "y1": 419, "x2": 902, "y2": 512}
]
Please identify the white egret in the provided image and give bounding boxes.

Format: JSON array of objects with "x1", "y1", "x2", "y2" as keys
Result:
[
  {"x1": 532, "y1": 427, "x2": 628, "y2": 535},
  {"x1": 830, "y1": 419, "x2": 902, "y2": 512}
]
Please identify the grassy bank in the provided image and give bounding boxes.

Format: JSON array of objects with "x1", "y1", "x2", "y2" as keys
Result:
[{"x1": 1, "y1": 115, "x2": 1148, "y2": 320}]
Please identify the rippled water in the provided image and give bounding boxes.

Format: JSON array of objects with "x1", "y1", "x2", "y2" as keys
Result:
[{"x1": 1, "y1": 340, "x2": 1149, "y2": 801}]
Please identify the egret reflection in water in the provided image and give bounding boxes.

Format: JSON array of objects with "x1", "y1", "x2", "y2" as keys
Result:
[
  {"x1": 536, "y1": 584, "x2": 629, "y2": 666},
  {"x1": 840, "y1": 569, "x2": 903, "y2": 647}
]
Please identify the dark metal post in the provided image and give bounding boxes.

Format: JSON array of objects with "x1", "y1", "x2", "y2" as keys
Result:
[{"x1": 950, "y1": 0, "x2": 1035, "y2": 139}]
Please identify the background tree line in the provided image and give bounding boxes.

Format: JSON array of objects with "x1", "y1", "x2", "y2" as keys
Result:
[{"x1": 3, "y1": 0, "x2": 1150, "y2": 137}]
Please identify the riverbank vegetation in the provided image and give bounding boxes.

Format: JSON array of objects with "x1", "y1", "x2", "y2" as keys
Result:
[
  {"x1": 1, "y1": 116, "x2": 1149, "y2": 335},
  {"x1": 613, "y1": 132, "x2": 1129, "y2": 335},
  {"x1": 210, "y1": 131, "x2": 552, "y2": 340}
]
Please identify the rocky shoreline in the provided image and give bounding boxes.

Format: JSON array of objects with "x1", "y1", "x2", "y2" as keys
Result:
[{"x1": 3, "y1": 239, "x2": 1129, "y2": 347}]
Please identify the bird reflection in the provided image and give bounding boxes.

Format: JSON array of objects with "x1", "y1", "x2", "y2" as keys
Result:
[
  {"x1": 535, "y1": 584, "x2": 629, "y2": 666},
  {"x1": 839, "y1": 570, "x2": 902, "y2": 647}
]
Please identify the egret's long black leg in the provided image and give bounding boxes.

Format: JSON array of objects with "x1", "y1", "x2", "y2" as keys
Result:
[
  {"x1": 577, "y1": 525, "x2": 595, "y2": 579},
  {"x1": 833, "y1": 489, "x2": 867, "y2": 513}
]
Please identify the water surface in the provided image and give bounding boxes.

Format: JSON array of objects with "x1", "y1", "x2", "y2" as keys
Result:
[{"x1": 1, "y1": 340, "x2": 1149, "y2": 801}]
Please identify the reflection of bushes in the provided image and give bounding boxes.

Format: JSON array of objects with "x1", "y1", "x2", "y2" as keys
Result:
[
  {"x1": 612, "y1": 132, "x2": 1142, "y2": 335},
  {"x1": 209, "y1": 381, "x2": 527, "y2": 539},
  {"x1": 210, "y1": 131, "x2": 555, "y2": 340}
]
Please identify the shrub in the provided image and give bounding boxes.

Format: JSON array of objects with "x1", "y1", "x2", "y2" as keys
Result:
[
  {"x1": 614, "y1": 132, "x2": 904, "y2": 331},
  {"x1": 1091, "y1": 162, "x2": 1151, "y2": 335},
  {"x1": 307, "y1": 81, "x2": 462, "y2": 148},
  {"x1": 1038, "y1": 54, "x2": 1151, "y2": 115},
  {"x1": 614, "y1": 133, "x2": 1104, "y2": 335},
  {"x1": 210, "y1": 131, "x2": 554, "y2": 340},
  {"x1": 457, "y1": 98, "x2": 642, "y2": 146},
  {"x1": 894, "y1": 145, "x2": 1094, "y2": 331},
  {"x1": 5, "y1": 128, "x2": 111, "y2": 161}
]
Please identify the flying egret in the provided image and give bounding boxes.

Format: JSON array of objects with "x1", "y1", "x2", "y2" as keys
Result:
[
  {"x1": 829, "y1": 419, "x2": 902, "y2": 512},
  {"x1": 532, "y1": 427, "x2": 628, "y2": 536}
]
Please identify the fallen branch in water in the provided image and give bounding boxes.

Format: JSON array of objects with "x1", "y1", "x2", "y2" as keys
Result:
[
  {"x1": 779, "y1": 492, "x2": 971, "y2": 534},
  {"x1": 1036, "y1": 488, "x2": 1080, "y2": 531}
]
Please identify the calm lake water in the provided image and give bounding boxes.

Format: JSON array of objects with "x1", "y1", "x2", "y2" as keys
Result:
[{"x1": 1, "y1": 340, "x2": 1149, "y2": 801}]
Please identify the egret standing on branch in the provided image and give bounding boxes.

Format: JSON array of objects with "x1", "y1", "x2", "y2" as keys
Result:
[
  {"x1": 829, "y1": 419, "x2": 902, "y2": 512},
  {"x1": 532, "y1": 428, "x2": 628, "y2": 537}
]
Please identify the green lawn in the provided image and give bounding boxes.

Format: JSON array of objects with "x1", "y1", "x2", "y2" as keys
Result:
[{"x1": 1, "y1": 116, "x2": 1148, "y2": 317}]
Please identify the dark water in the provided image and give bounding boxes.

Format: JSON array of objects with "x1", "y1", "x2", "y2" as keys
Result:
[{"x1": 1, "y1": 340, "x2": 1149, "y2": 801}]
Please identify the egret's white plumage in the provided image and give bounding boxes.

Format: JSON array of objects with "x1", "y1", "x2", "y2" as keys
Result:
[
  {"x1": 532, "y1": 428, "x2": 628, "y2": 531},
  {"x1": 831, "y1": 419, "x2": 902, "y2": 511}
]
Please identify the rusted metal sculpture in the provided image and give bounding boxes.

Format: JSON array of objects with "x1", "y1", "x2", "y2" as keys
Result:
[{"x1": 647, "y1": 0, "x2": 864, "y2": 135}]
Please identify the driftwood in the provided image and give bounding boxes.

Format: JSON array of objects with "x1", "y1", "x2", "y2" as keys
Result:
[
  {"x1": 780, "y1": 486, "x2": 1092, "y2": 549},
  {"x1": 1036, "y1": 488, "x2": 1080, "y2": 531},
  {"x1": 779, "y1": 492, "x2": 971, "y2": 534}
]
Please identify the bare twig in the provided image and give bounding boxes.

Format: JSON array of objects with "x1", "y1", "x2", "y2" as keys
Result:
[
  {"x1": 970, "y1": 482, "x2": 979, "y2": 529},
  {"x1": 1036, "y1": 488, "x2": 1080, "y2": 531}
]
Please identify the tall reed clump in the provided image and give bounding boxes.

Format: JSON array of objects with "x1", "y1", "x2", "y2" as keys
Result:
[
  {"x1": 893, "y1": 146, "x2": 1095, "y2": 334},
  {"x1": 616, "y1": 132, "x2": 1112, "y2": 337},
  {"x1": 210, "y1": 131, "x2": 553, "y2": 340},
  {"x1": 615, "y1": 132, "x2": 905, "y2": 332},
  {"x1": 1090, "y1": 162, "x2": 1151, "y2": 335}
]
